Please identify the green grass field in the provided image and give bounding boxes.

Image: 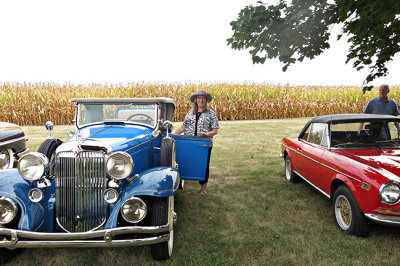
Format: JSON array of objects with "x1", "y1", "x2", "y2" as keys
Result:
[{"x1": 7, "y1": 119, "x2": 400, "y2": 265}]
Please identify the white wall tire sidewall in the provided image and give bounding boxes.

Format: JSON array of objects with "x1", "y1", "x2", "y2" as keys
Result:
[{"x1": 168, "y1": 196, "x2": 174, "y2": 257}]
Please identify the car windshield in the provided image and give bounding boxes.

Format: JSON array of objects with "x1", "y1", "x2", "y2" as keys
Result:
[
  {"x1": 77, "y1": 103, "x2": 158, "y2": 128},
  {"x1": 330, "y1": 121, "x2": 400, "y2": 149}
]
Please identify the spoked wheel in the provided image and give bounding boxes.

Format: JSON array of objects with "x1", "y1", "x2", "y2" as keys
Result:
[
  {"x1": 0, "y1": 149, "x2": 14, "y2": 169},
  {"x1": 284, "y1": 155, "x2": 299, "y2": 183},
  {"x1": 150, "y1": 196, "x2": 174, "y2": 260},
  {"x1": 333, "y1": 185, "x2": 370, "y2": 236}
]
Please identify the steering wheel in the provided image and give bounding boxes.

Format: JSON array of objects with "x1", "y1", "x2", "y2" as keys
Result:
[{"x1": 127, "y1": 113, "x2": 154, "y2": 124}]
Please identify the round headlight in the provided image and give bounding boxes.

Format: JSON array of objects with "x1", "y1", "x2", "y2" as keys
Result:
[
  {"x1": 121, "y1": 197, "x2": 147, "y2": 223},
  {"x1": 18, "y1": 152, "x2": 49, "y2": 181},
  {"x1": 0, "y1": 197, "x2": 18, "y2": 225},
  {"x1": 106, "y1": 152, "x2": 133, "y2": 180},
  {"x1": 379, "y1": 182, "x2": 400, "y2": 205}
]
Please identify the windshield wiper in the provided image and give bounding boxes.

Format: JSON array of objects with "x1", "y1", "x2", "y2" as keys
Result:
[
  {"x1": 376, "y1": 139, "x2": 400, "y2": 143},
  {"x1": 332, "y1": 142, "x2": 381, "y2": 149},
  {"x1": 104, "y1": 121, "x2": 125, "y2": 125},
  {"x1": 332, "y1": 142, "x2": 357, "y2": 147}
]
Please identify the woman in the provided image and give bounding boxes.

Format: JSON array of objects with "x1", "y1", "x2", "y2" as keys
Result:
[{"x1": 174, "y1": 90, "x2": 219, "y2": 195}]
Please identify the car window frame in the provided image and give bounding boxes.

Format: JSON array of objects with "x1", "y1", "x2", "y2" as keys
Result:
[
  {"x1": 74, "y1": 102, "x2": 161, "y2": 129},
  {"x1": 302, "y1": 122, "x2": 329, "y2": 148}
]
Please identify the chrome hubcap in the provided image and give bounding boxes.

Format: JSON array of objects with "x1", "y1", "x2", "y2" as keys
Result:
[{"x1": 285, "y1": 158, "x2": 292, "y2": 180}]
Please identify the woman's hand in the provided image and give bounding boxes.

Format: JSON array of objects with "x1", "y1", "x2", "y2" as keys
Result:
[{"x1": 199, "y1": 128, "x2": 218, "y2": 137}]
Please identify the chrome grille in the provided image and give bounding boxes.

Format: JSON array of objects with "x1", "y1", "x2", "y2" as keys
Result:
[{"x1": 55, "y1": 151, "x2": 107, "y2": 232}]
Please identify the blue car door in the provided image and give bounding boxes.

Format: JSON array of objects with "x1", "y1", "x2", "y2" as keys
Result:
[{"x1": 172, "y1": 134, "x2": 210, "y2": 181}]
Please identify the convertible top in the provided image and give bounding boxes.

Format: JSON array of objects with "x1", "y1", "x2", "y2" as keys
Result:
[
  {"x1": 71, "y1": 97, "x2": 175, "y2": 106},
  {"x1": 299, "y1": 114, "x2": 400, "y2": 138},
  {"x1": 310, "y1": 113, "x2": 400, "y2": 124}
]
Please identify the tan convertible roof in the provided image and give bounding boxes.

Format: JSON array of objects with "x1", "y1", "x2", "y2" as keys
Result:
[{"x1": 70, "y1": 97, "x2": 175, "y2": 106}]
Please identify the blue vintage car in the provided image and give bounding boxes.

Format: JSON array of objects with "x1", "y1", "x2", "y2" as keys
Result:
[{"x1": 0, "y1": 98, "x2": 209, "y2": 263}]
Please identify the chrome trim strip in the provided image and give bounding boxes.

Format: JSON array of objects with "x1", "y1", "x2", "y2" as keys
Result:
[
  {"x1": 293, "y1": 170, "x2": 330, "y2": 198},
  {"x1": 0, "y1": 136, "x2": 26, "y2": 147},
  {"x1": 125, "y1": 136, "x2": 160, "y2": 153},
  {"x1": 0, "y1": 235, "x2": 169, "y2": 248},
  {"x1": 281, "y1": 142, "x2": 362, "y2": 184},
  {"x1": 321, "y1": 163, "x2": 362, "y2": 183},
  {"x1": 365, "y1": 213, "x2": 400, "y2": 225},
  {"x1": 0, "y1": 224, "x2": 170, "y2": 249}
]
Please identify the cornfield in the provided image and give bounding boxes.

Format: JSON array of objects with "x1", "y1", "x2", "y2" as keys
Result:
[{"x1": 1, "y1": 82, "x2": 399, "y2": 125}]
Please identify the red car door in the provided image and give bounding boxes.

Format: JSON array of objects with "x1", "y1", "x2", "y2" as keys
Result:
[{"x1": 295, "y1": 123, "x2": 328, "y2": 189}]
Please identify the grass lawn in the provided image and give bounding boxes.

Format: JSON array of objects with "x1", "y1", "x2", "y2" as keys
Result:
[{"x1": 8, "y1": 119, "x2": 400, "y2": 265}]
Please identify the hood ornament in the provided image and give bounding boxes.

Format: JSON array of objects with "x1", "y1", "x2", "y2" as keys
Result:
[{"x1": 45, "y1": 121, "x2": 54, "y2": 138}]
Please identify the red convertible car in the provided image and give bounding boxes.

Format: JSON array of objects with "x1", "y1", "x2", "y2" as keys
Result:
[{"x1": 281, "y1": 114, "x2": 400, "y2": 236}]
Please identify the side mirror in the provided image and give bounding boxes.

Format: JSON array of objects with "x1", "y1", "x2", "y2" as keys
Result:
[
  {"x1": 163, "y1": 120, "x2": 173, "y2": 138},
  {"x1": 163, "y1": 120, "x2": 173, "y2": 130}
]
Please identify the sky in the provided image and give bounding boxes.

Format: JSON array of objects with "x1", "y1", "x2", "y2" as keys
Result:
[{"x1": 0, "y1": 0, "x2": 399, "y2": 87}]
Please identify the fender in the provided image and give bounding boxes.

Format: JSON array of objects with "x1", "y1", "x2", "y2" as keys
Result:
[
  {"x1": 105, "y1": 167, "x2": 179, "y2": 229},
  {"x1": 331, "y1": 173, "x2": 367, "y2": 211},
  {"x1": 0, "y1": 169, "x2": 48, "y2": 231},
  {"x1": 281, "y1": 142, "x2": 297, "y2": 172}
]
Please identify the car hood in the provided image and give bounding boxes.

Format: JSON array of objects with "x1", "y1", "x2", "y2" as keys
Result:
[
  {"x1": 335, "y1": 149, "x2": 400, "y2": 183},
  {"x1": 61, "y1": 124, "x2": 153, "y2": 152}
]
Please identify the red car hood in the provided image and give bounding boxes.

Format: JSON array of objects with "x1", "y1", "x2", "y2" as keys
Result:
[{"x1": 334, "y1": 149, "x2": 400, "y2": 183}]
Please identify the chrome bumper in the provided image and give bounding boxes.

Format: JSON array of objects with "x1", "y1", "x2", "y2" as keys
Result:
[
  {"x1": 365, "y1": 213, "x2": 400, "y2": 226},
  {"x1": 0, "y1": 224, "x2": 170, "y2": 249}
]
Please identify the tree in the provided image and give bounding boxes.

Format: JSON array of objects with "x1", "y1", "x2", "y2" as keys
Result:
[{"x1": 227, "y1": 0, "x2": 400, "y2": 91}]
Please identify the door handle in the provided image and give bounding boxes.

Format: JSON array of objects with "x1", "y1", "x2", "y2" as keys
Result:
[
  {"x1": 199, "y1": 144, "x2": 208, "y2": 148},
  {"x1": 297, "y1": 148, "x2": 302, "y2": 152}
]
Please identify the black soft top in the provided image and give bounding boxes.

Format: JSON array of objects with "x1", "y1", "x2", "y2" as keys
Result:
[
  {"x1": 299, "y1": 113, "x2": 400, "y2": 138},
  {"x1": 310, "y1": 113, "x2": 400, "y2": 123}
]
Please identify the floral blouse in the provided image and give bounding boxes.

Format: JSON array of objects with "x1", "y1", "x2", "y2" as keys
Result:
[{"x1": 182, "y1": 108, "x2": 219, "y2": 147}]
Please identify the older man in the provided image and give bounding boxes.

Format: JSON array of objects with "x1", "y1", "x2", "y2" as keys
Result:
[
  {"x1": 364, "y1": 84, "x2": 400, "y2": 116},
  {"x1": 362, "y1": 84, "x2": 400, "y2": 137}
]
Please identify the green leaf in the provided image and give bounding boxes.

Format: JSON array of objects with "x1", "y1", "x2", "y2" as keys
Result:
[
  {"x1": 362, "y1": 86, "x2": 373, "y2": 94},
  {"x1": 228, "y1": 0, "x2": 400, "y2": 87}
]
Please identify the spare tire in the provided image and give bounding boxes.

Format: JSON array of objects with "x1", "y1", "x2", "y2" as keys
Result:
[
  {"x1": 159, "y1": 138, "x2": 175, "y2": 167},
  {"x1": 37, "y1": 138, "x2": 62, "y2": 160}
]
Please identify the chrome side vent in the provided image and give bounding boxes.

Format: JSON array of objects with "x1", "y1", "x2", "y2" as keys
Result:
[{"x1": 55, "y1": 151, "x2": 107, "y2": 232}]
